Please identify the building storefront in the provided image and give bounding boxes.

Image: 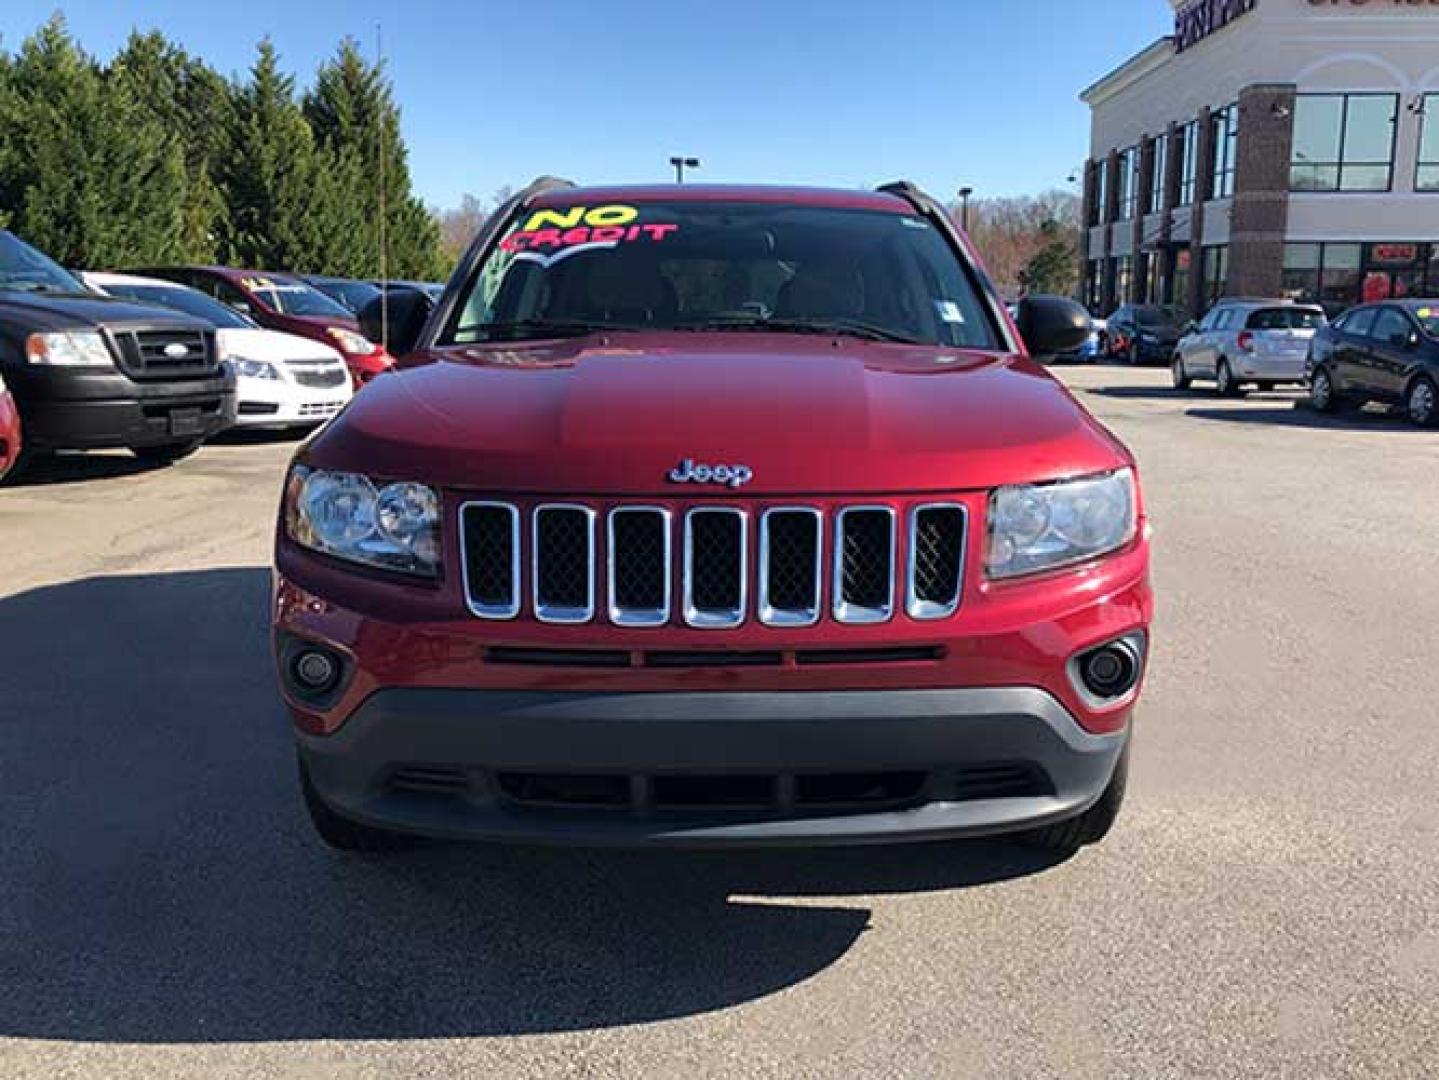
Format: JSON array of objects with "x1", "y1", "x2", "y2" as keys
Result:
[{"x1": 1080, "y1": 0, "x2": 1439, "y2": 317}]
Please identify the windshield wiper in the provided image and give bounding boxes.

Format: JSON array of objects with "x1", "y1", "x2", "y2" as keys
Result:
[
  {"x1": 678, "y1": 316, "x2": 923, "y2": 345},
  {"x1": 466, "y1": 318, "x2": 647, "y2": 341}
]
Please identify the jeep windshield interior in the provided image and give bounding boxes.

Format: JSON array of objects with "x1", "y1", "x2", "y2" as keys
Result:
[
  {"x1": 0, "y1": 231, "x2": 87, "y2": 295},
  {"x1": 104, "y1": 282, "x2": 257, "y2": 330},
  {"x1": 448, "y1": 202, "x2": 1001, "y2": 349}
]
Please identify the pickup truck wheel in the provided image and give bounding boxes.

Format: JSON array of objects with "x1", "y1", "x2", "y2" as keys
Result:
[
  {"x1": 1021, "y1": 747, "x2": 1128, "y2": 854},
  {"x1": 1171, "y1": 357, "x2": 1192, "y2": 390},
  {"x1": 130, "y1": 438, "x2": 205, "y2": 465},
  {"x1": 1406, "y1": 376, "x2": 1438, "y2": 428},
  {"x1": 1216, "y1": 359, "x2": 1245, "y2": 398},
  {"x1": 300, "y1": 758, "x2": 417, "y2": 853}
]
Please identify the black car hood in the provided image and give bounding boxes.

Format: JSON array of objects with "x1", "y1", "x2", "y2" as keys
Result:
[{"x1": 0, "y1": 289, "x2": 210, "y2": 332}]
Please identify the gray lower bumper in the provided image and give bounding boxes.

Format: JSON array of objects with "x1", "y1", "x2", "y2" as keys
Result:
[{"x1": 298, "y1": 688, "x2": 1129, "y2": 848}]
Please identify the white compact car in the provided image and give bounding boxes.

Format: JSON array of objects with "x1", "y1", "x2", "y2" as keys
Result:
[{"x1": 83, "y1": 272, "x2": 354, "y2": 428}]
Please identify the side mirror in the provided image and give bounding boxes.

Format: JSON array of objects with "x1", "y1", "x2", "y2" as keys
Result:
[
  {"x1": 1014, "y1": 295, "x2": 1092, "y2": 357},
  {"x1": 359, "y1": 290, "x2": 434, "y2": 358}
]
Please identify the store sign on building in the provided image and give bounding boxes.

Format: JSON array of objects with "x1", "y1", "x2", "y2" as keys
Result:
[{"x1": 1175, "y1": 0, "x2": 1258, "y2": 53}]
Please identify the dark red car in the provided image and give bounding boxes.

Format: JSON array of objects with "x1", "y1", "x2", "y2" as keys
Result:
[
  {"x1": 133, "y1": 266, "x2": 394, "y2": 386},
  {"x1": 0, "y1": 372, "x2": 20, "y2": 482},
  {"x1": 274, "y1": 181, "x2": 1152, "y2": 855}
]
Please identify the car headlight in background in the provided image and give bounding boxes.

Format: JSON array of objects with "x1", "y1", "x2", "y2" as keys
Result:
[
  {"x1": 225, "y1": 357, "x2": 281, "y2": 380},
  {"x1": 25, "y1": 331, "x2": 114, "y2": 367},
  {"x1": 986, "y1": 468, "x2": 1137, "y2": 580},
  {"x1": 325, "y1": 327, "x2": 376, "y2": 355},
  {"x1": 285, "y1": 467, "x2": 441, "y2": 578}
]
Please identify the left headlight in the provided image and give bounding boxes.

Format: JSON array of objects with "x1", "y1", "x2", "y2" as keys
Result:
[
  {"x1": 225, "y1": 357, "x2": 281, "y2": 380},
  {"x1": 326, "y1": 328, "x2": 376, "y2": 355},
  {"x1": 25, "y1": 331, "x2": 115, "y2": 368},
  {"x1": 986, "y1": 468, "x2": 1137, "y2": 580},
  {"x1": 284, "y1": 466, "x2": 441, "y2": 578}
]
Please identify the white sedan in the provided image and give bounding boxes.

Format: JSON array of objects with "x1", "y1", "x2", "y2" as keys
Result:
[{"x1": 83, "y1": 272, "x2": 354, "y2": 429}]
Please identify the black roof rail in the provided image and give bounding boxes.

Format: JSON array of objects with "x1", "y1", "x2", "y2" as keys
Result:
[
  {"x1": 517, "y1": 175, "x2": 577, "y2": 206},
  {"x1": 875, "y1": 180, "x2": 926, "y2": 202}
]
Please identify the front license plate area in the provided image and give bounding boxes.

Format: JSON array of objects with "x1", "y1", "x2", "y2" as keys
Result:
[{"x1": 169, "y1": 408, "x2": 203, "y2": 437}]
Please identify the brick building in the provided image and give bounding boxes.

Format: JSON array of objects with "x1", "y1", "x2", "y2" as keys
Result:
[{"x1": 1080, "y1": 0, "x2": 1439, "y2": 318}]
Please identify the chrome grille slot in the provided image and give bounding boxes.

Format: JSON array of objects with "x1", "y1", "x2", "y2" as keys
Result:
[
  {"x1": 759, "y1": 508, "x2": 822, "y2": 627},
  {"x1": 907, "y1": 504, "x2": 967, "y2": 620},
  {"x1": 834, "y1": 507, "x2": 896, "y2": 624},
  {"x1": 290, "y1": 365, "x2": 348, "y2": 389},
  {"x1": 684, "y1": 508, "x2": 747, "y2": 629},
  {"x1": 117, "y1": 328, "x2": 215, "y2": 379},
  {"x1": 533, "y1": 505, "x2": 595, "y2": 623},
  {"x1": 460, "y1": 503, "x2": 520, "y2": 619},
  {"x1": 608, "y1": 508, "x2": 671, "y2": 627}
]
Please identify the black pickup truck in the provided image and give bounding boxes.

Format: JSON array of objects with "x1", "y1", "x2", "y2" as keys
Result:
[{"x1": 0, "y1": 231, "x2": 234, "y2": 481}]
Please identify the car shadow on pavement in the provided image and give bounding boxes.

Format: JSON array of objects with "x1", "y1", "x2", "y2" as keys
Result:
[
  {"x1": 4, "y1": 450, "x2": 161, "y2": 488},
  {"x1": 1185, "y1": 403, "x2": 1426, "y2": 432},
  {"x1": 209, "y1": 426, "x2": 313, "y2": 446},
  {"x1": 0, "y1": 568, "x2": 1064, "y2": 1044}
]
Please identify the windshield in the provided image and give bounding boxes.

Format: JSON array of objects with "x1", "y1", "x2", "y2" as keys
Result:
[
  {"x1": 445, "y1": 201, "x2": 1000, "y2": 349},
  {"x1": 1248, "y1": 307, "x2": 1325, "y2": 331},
  {"x1": 1135, "y1": 306, "x2": 1185, "y2": 328},
  {"x1": 102, "y1": 282, "x2": 255, "y2": 329},
  {"x1": 0, "y1": 232, "x2": 87, "y2": 295},
  {"x1": 311, "y1": 278, "x2": 382, "y2": 314},
  {"x1": 1410, "y1": 304, "x2": 1439, "y2": 339},
  {"x1": 239, "y1": 276, "x2": 353, "y2": 318}
]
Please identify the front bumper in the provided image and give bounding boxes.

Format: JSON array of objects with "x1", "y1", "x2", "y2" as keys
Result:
[
  {"x1": 234, "y1": 376, "x2": 348, "y2": 428},
  {"x1": 298, "y1": 687, "x2": 1129, "y2": 848},
  {"x1": 10, "y1": 367, "x2": 235, "y2": 450}
]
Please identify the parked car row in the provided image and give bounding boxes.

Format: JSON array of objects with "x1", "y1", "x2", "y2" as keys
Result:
[{"x1": 0, "y1": 227, "x2": 418, "y2": 484}]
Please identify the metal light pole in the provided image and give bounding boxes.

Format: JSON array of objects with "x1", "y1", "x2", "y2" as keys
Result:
[
  {"x1": 957, "y1": 186, "x2": 974, "y2": 232},
  {"x1": 670, "y1": 156, "x2": 701, "y2": 183}
]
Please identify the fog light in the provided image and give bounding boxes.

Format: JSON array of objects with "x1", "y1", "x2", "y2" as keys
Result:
[
  {"x1": 1074, "y1": 637, "x2": 1143, "y2": 702},
  {"x1": 290, "y1": 648, "x2": 341, "y2": 695}
]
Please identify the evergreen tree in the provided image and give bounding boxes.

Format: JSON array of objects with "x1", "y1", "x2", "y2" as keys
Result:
[
  {"x1": 0, "y1": 15, "x2": 188, "y2": 268},
  {"x1": 303, "y1": 39, "x2": 445, "y2": 280},
  {"x1": 222, "y1": 40, "x2": 325, "y2": 271},
  {"x1": 109, "y1": 31, "x2": 235, "y2": 263},
  {"x1": 1020, "y1": 220, "x2": 1079, "y2": 297}
]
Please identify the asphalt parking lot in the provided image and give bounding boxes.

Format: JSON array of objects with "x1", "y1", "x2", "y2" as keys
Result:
[{"x1": 3, "y1": 366, "x2": 1437, "y2": 1079}]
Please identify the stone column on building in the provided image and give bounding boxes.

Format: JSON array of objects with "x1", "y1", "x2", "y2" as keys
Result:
[
  {"x1": 1134, "y1": 136, "x2": 1156, "y2": 304},
  {"x1": 1228, "y1": 83, "x2": 1297, "y2": 299},
  {"x1": 1100, "y1": 148, "x2": 1121, "y2": 314},
  {"x1": 1187, "y1": 105, "x2": 1216, "y2": 317},
  {"x1": 1158, "y1": 121, "x2": 1180, "y2": 304}
]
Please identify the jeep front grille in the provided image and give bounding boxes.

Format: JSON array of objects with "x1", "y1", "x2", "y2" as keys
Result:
[{"x1": 460, "y1": 499, "x2": 968, "y2": 628}]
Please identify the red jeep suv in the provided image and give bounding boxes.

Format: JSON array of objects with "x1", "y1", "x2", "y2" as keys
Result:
[{"x1": 274, "y1": 180, "x2": 1152, "y2": 854}]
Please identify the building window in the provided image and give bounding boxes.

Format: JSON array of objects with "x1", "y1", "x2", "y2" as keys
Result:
[
  {"x1": 1418, "y1": 94, "x2": 1439, "y2": 192},
  {"x1": 1085, "y1": 259, "x2": 1104, "y2": 312},
  {"x1": 1176, "y1": 121, "x2": 1199, "y2": 207},
  {"x1": 1210, "y1": 104, "x2": 1239, "y2": 199},
  {"x1": 1286, "y1": 243, "x2": 1364, "y2": 312},
  {"x1": 1149, "y1": 134, "x2": 1168, "y2": 214},
  {"x1": 1282, "y1": 244, "x2": 1322, "y2": 303},
  {"x1": 1290, "y1": 93, "x2": 1398, "y2": 192},
  {"x1": 1201, "y1": 245, "x2": 1228, "y2": 307},
  {"x1": 1172, "y1": 248, "x2": 1192, "y2": 307},
  {"x1": 1116, "y1": 147, "x2": 1139, "y2": 221}
]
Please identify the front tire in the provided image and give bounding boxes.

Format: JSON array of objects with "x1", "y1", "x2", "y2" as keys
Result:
[
  {"x1": 1125, "y1": 342, "x2": 1141, "y2": 366},
  {"x1": 1216, "y1": 359, "x2": 1245, "y2": 398},
  {"x1": 129, "y1": 438, "x2": 205, "y2": 465},
  {"x1": 1310, "y1": 366, "x2": 1340, "y2": 413},
  {"x1": 1406, "y1": 376, "x2": 1438, "y2": 428},
  {"x1": 300, "y1": 758, "x2": 417, "y2": 853},
  {"x1": 1171, "y1": 356, "x2": 1192, "y2": 390},
  {"x1": 1023, "y1": 748, "x2": 1128, "y2": 854}
]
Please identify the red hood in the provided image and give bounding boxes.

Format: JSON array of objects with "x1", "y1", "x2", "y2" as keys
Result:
[{"x1": 302, "y1": 334, "x2": 1130, "y2": 495}]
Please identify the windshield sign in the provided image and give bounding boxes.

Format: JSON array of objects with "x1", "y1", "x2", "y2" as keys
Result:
[
  {"x1": 241, "y1": 276, "x2": 352, "y2": 318},
  {"x1": 448, "y1": 201, "x2": 999, "y2": 351},
  {"x1": 1416, "y1": 305, "x2": 1439, "y2": 339}
]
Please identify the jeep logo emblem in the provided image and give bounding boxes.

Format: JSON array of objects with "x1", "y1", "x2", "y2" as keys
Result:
[{"x1": 668, "y1": 458, "x2": 754, "y2": 489}]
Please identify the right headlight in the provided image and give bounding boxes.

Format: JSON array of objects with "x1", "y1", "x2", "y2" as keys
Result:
[
  {"x1": 284, "y1": 466, "x2": 441, "y2": 578},
  {"x1": 226, "y1": 357, "x2": 281, "y2": 380},
  {"x1": 25, "y1": 331, "x2": 115, "y2": 368},
  {"x1": 986, "y1": 468, "x2": 1137, "y2": 580}
]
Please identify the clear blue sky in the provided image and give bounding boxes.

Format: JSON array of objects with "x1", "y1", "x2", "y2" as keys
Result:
[{"x1": 2, "y1": 1, "x2": 1172, "y2": 210}]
